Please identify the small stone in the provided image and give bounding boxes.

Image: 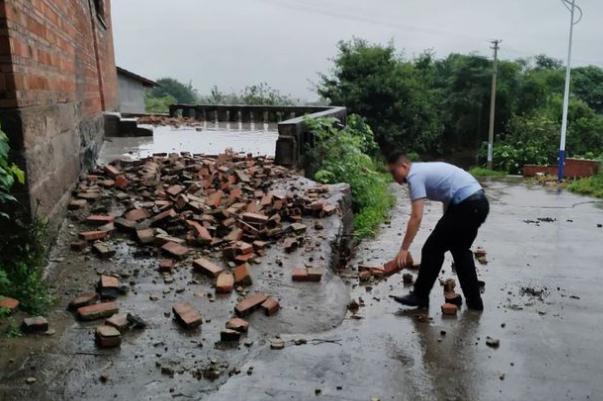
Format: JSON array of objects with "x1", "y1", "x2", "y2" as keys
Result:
[
  {"x1": 25, "y1": 377, "x2": 37, "y2": 384},
  {"x1": 270, "y1": 338, "x2": 285, "y2": 350},
  {"x1": 486, "y1": 336, "x2": 500, "y2": 348}
]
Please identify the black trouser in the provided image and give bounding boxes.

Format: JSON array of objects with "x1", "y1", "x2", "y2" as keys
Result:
[{"x1": 413, "y1": 191, "x2": 490, "y2": 301}]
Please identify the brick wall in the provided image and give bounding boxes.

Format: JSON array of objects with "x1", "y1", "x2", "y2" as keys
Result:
[{"x1": 0, "y1": 0, "x2": 117, "y2": 225}]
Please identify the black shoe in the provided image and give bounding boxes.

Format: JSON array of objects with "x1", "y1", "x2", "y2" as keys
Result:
[
  {"x1": 466, "y1": 296, "x2": 484, "y2": 311},
  {"x1": 390, "y1": 292, "x2": 429, "y2": 308}
]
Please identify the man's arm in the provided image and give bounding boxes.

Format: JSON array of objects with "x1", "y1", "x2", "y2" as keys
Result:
[{"x1": 395, "y1": 199, "x2": 425, "y2": 268}]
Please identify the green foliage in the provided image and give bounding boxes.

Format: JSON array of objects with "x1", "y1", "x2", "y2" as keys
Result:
[
  {"x1": 199, "y1": 83, "x2": 298, "y2": 106},
  {"x1": 145, "y1": 94, "x2": 176, "y2": 114},
  {"x1": 0, "y1": 129, "x2": 25, "y2": 218},
  {"x1": 318, "y1": 40, "x2": 603, "y2": 166},
  {"x1": 149, "y1": 78, "x2": 198, "y2": 104},
  {"x1": 2, "y1": 317, "x2": 22, "y2": 338},
  {"x1": 0, "y1": 128, "x2": 51, "y2": 315},
  {"x1": 305, "y1": 115, "x2": 394, "y2": 238},
  {"x1": 567, "y1": 171, "x2": 603, "y2": 198},
  {"x1": 468, "y1": 167, "x2": 506, "y2": 178}
]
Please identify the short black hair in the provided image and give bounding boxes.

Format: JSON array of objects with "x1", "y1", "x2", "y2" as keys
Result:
[{"x1": 386, "y1": 151, "x2": 409, "y2": 165}]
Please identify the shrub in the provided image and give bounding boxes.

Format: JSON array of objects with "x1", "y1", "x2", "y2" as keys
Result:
[{"x1": 306, "y1": 115, "x2": 394, "y2": 238}]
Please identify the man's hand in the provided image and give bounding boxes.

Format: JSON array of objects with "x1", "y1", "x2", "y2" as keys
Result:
[{"x1": 395, "y1": 249, "x2": 409, "y2": 269}]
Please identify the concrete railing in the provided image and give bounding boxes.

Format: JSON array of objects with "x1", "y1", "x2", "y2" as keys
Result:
[{"x1": 169, "y1": 104, "x2": 347, "y2": 170}]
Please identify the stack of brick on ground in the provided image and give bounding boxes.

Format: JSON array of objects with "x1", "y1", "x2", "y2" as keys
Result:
[{"x1": 62, "y1": 150, "x2": 339, "y2": 345}]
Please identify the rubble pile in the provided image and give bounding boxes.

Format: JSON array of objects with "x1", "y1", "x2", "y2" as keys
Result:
[
  {"x1": 64, "y1": 150, "x2": 338, "y2": 347},
  {"x1": 137, "y1": 115, "x2": 203, "y2": 128}
]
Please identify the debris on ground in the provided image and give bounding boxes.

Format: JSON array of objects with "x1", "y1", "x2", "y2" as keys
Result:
[
  {"x1": 441, "y1": 303, "x2": 458, "y2": 316},
  {"x1": 486, "y1": 336, "x2": 500, "y2": 348},
  {"x1": 21, "y1": 316, "x2": 49, "y2": 333},
  {"x1": 0, "y1": 297, "x2": 20, "y2": 313}
]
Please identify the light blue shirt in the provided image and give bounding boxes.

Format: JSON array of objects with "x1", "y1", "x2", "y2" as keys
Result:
[{"x1": 407, "y1": 162, "x2": 482, "y2": 205}]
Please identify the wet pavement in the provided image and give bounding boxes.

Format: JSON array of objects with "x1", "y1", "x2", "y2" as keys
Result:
[{"x1": 2, "y1": 177, "x2": 603, "y2": 401}]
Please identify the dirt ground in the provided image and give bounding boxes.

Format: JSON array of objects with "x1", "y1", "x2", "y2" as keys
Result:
[{"x1": 1, "y1": 178, "x2": 602, "y2": 401}]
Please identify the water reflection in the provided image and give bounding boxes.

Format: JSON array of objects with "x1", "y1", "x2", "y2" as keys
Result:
[{"x1": 99, "y1": 122, "x2": 279, "y2": 163}]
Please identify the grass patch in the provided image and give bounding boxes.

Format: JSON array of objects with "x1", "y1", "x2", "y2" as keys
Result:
[
  {"x1": 567, "y1": 172, "x2": 603, "y2": 198},
  {"x1": 306, "y1": 115, "x2": 395, "y2": 239},
  {"x1": 469, "y1": 167, "x2": 507, "y2": 178}
]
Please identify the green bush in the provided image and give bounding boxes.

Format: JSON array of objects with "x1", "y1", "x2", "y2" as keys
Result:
[
  {"x1": 0, "y1": 127, "x2": 51, "y2": 315},
  {"x1": 468, "y1": 167, "x2": 507, "y2": 178},
  {"x1": 306, "y1": 115, "x2": 394, "y2": 238},
  {"x1": 145, "y1": 94, "x2": 176, "y2": 114},
  {"x1": 567, "y1": 171, "x2": 603, "y2": 198}
]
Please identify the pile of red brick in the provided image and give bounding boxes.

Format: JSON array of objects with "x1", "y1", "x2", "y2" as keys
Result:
[
  {"x1": 357, "y1": 254, "x2": 418, "y2": 282},
  {"x1": 66, "y1": 150, "x2": 338, "y2": 346},
  {"x1": 137, "y1": 115, "x2": 203, "y2": 128}
]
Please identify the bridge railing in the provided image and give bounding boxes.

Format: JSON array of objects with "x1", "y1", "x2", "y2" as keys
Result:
[{"x1": 168, "y1": 104, "x2": 347, "y2": 171}]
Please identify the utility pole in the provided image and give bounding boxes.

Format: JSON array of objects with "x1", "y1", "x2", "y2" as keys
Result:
[
  {"x1": 558, "y1": 0, "x2": 582, "y2": 181},
  {"x1": 486, "y1": 39, "x2": 501, "y2": 170}
]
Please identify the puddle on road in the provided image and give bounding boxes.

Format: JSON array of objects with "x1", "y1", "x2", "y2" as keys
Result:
[{"x1": 99, "y1": 122, "x2": 278, "y2": 163}]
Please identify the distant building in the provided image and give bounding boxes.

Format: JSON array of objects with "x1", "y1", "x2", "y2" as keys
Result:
[
  {"x1": 0, "y1": 0, "x2": 118, "y2": 224},
  {"x1": 116, "y1": 67, "x2": 156, "y2": 114}
]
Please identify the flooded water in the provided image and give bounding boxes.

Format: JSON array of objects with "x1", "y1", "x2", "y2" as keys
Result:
[{"x1": 99, "y1": 122, "x2": 278, "y2": 163}]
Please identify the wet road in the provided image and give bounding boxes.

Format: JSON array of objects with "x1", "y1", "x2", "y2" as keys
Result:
[
  {"x1": 1, "y1": 179, "x2": 602, "y2": 400},
  {"x1": 206, "y1": 180, "x2": 603, "y2": 401}
]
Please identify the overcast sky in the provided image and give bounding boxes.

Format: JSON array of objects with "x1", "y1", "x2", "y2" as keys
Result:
[{"x1": 112, "y1": 0, "x2": 602, "y2": 101}]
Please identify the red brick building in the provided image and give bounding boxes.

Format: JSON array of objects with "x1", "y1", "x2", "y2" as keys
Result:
[{"x1": 0, "y1": 0, "x2": 118, "y2": 224}]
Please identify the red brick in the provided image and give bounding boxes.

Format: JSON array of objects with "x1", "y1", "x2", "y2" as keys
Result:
[
  {"x1": 115, "y1": 175, "x2": 129, "y2": 189},
  {"x1": 68, "y1": 199, "x2": 87, "y2": 210},
  {"x1": 242, "y1": 212, "x2": 269, "y2": 225},
  {"x1": 158, "y1": 259, "x2": 176, "y2": 272},
  {"x1": 22, "y1": 316, "x2": 49, "y2": 333},
  {"x1": 236, "y1": 241, "x2": 254, "y2": 255},
  {"x1": 96, "y1": 325, "x2": 121, "y2": 348},
  {"x1": 172, "y1": 303, "x2": 202, "y2": 329},
  {"x1": 105, "y1": 313, "x2": 129, "y2": 331},
  {"x1": 283, "y1": 237, "x2": 298, "y2": 253},
  {"x1": 220, "y1": 328, "x2": 242, "y2": 342},
  {"x1": 216, "y1": 272, "x2": 234, "y2": 294},
  {"x1": 252, "y1": 240, "x2": 268, "y2": 250},
  {"x1": 306, "y1": 267, "x2": 323, "y2": 282},
  {"x1": 321, "y1": 203, "x2": 336, "y2": 216},
  {"x1": 161, "y1": 241, "x2": 189, "y2": 258},
  {"x1": 224, "y1": 228, "x2": 243, "y2": 242},
  {"x1": 77, "y1": 302, "x2": 119, "y2": 321},
  {"x1": 0, "y1": 297, "x2": 19, "y2": 312},
  {"x1": 150, "y1": 209, "x2": 177, "y2": 225},
  {"x1": 125, "y1": 208, "x2": 149, "y2": 221},
  {"x1": 233, "y1": 264, "x2": 252, "y2": 286},
  {"x1": 166, "y1": 184, "x2": 184, "y2": 197},
  {"x1": 136, "y1": 228, "x2": 155, "y2": 244},
  {"x1": 79, "y1": 230, "x2": 108, "y2": 241},
  {"x1": 441, "y1": 303, "x2": 458, "y2": 316},
  {"x1": 186, "y1": 220, "x2": 212, "y2": 241},
  {"x1": 292, "y1": 267, "x2": 309, "y2": 281},
  {"x1": 92, "y1": 242, "x2": 115, "y2": 259},
  {"x1": 225, "y1": 317, "x2": 249, "y2": 332},
  {"x1": 207, "y1": 190, "x2": 223, "y2": 208},
  {"x1": 68, "y1": 293, "x2": 97, "y2": 310},
  {"x1": 261, "y1": 297, "x2": 280, "y2": 316},
  {"x1": 234, "y1": 292, "x2": 268, "y2": 317},
  {"x1": 383, "y1": 260, "x2": 401, "y2": 276},
  {"x1": 193, "y1": 257, "x2": 224, "y2": 277},
  {"x1": 104, "y1": 164, "x2": 121, "y2": 178},
  {"x1": 234, "y1": 253, "x2": 254, "y2": 264}
]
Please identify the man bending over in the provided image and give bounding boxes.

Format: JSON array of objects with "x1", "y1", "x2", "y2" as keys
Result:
[{"x1": 387, "y1": 152, "x2": 489, "y2": 311}]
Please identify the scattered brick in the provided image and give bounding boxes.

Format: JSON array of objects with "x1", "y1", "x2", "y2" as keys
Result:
[
  {"x1": 158, "y1": 259, "x2": 176, "y2": 272},
  {"x1": 383, "y1": 260, "x2": 401, "y2": 275},
  {"x1": 186, "y1": 220, "x2": 212, "y2": 242},
  {"x1": 283, "y1": 237, "x2": 298, "y2": 253},
  {"x1": 99, "y1": 275, "x2": 120, "y2": 299},
  {"x1": 104, "y1": 164, "x2": 121, "y2": 178},
  {"x1": 105, "y1": 313, "x2": 129, "y2": 331},
  {"x1": 125, "y1": 208, "x2": 150, "y2": 221},
  {"x1": 242, "y1": 212, "x2": 269, "y2": 225},
  {"x1": 0, "y1": 297, "x2": 19, "y2": 313},
  {"x1": 207, "y1": 190, "x2": 223, "y2": 208},
  {"x1": 292, "y1": 266, "x2": 322, "y2": 282},
  {"x1": 444, "y1": 291, "x2": 463, "y2": 307},
  {"x1": 306, "y1": 267, "x2": 324, "y2": 282},
  {"x1": 166, "y1": 184, "x2": 184, "y2": 197},
  {"x1": 69, "y1": 293, "x2": 97, "y2": 310},
  {"x1": 79, "y1": 230, "x2": 108, "y2": 241},
  {"x1": 193, "y1": 257, "x2": 224, "y2": 277},
  {"x1": 233, "y1": 264, "x2": 252, "y2": 286},
  {"x1": 225, "y1": 318, "x2": 249, "y2": 332},
  {"x1": 68, "y1": 199, "x2": 87, "y2": 210},
  {"x1": 172, "y1": 303, "x2": 202, "y2": 329},
  {"x1": 235, "y1": 292, "x2": 268, "y2": 317},
  {"x1": 136, "y1": 228, "x2": 155, "y2": 244},
  {"x1": 77, "y1": 302, "x2": 119, "y2": 321},
  {"x1": 96, "y1": 325, "x2": 121, "y2": 348},
  {"x1": 220, "y1": 329, "x2": 242, "y2": 342},
  {"x1": 70, "y1": 240, "x2": 87, "y2": 251},
  {"x1": 441, "y1": 303, "x2": 458, "y2": 316},
  {"x1": 149, "y1": 208, "x2": 177, "y2": 226},
  {"x1": 93, "y1": 242, "x2": 115, "y2": 259},
  {"x1": 21, "y1": 316, "x2": 49, "y2": 333},
  {"x1": 161, "y1": 241, "x2": 189, "y2": 258},
  {"x1": 261, "y1": 297, "x2": 280, "y2": 316},
  {"x1": 86, "y1": 215, "x2": 114, "y2": 225},
  {"x1": 216, "y1": 272, "x2": 235, "y2": 293},
  {"x1": 115, "y1": 175, "x2": 129, "y2": 189}
]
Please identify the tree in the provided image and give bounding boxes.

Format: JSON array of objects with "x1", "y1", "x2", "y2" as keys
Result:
[
  {"x1": 149, "y1": 78, "x2": 198, "y2": 104},
  {"x1": 318, "y1": 39, "x2": 443, "y2": 155}
]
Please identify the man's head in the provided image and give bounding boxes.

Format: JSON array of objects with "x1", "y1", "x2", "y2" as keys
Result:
[{"x1": 387, "y1": 151, "x2": 412, "y2": 184}]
